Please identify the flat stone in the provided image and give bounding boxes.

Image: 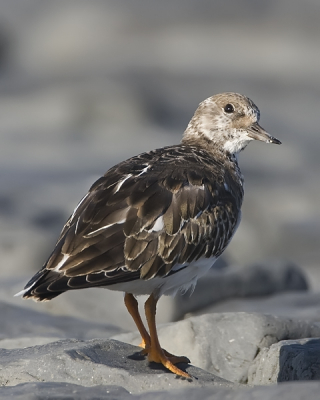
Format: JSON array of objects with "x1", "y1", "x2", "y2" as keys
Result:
[
  {"x1": 248, "y1": 337, "x2": 320, "y2": 385},
  {"x1": 0, "y1": 338, "x2": 233, "y2": 394}
]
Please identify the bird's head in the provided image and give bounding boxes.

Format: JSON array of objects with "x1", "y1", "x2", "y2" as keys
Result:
[{"x1": 182, "y1": 92, "x2": 281, "y2": 155}]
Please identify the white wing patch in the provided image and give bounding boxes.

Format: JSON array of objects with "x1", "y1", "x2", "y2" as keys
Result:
[
  {"x1": 114, "y1": 174, "x2": 132, "y2": 193},
  {"x1": 84, "y1": 206, "x2": 130, "y2": 237},
  {"x1": 137, "y1": 166, "x2": 150, "y2": 176},
  {"x1": 149, "y1": 216, "x2": 164, "y2": 232},
  {"x1": 85, "y1": 218, "x2": 126, "y2": 237},
  {"x1": 53, "y1": 254, "x2": 70, "y2": 272}
]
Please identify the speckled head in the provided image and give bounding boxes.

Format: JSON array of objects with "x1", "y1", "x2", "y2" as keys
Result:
[{"x1": 182, "y1": 92, "x2": 281, "y2": 155}]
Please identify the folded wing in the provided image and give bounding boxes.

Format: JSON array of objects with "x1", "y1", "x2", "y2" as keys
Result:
[{"x1": 21, "y1": 146, "x2": 242, "y2": 300}]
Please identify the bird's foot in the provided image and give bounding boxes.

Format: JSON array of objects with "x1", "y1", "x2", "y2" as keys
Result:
[
  {"x1": 139, "y1": 340, "x2": 190, "y2": 364},
  {"x1": 162, "y1": 349, "x2": 190, "y2": 365},
  {"x1": 143, "y1": 345, "x2": 191, "y2": 378}
]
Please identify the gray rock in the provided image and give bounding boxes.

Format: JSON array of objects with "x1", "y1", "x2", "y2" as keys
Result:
[
  {"x1": 248, "y1": 337, "x2": 320, "y2": 385},
  {"x1": 2, "y1": 381, "x2": 320, "y2": 400},
  {"x1": 173, "y1": 261, "x2": 308, "y2": 320},
  {"x1": 0, "y1": 338, "x2": 233, "y2": 394},
  {"x1": 114, "y1": 312, "x2": 320, "y2": 383},
  {"x1": 137, "y1": 382, "x2": 320, "y2": 400},
  {"x1": 0, "y1": 382, "x2": 131, "y2": 400}
]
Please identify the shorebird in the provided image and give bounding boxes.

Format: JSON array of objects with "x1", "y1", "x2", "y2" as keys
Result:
[{"x1": 16, "y1": 92, "x2": 281, "y2": 378}]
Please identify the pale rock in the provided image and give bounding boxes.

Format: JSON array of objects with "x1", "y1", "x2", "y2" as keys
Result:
[{"x1": 248, "y1": 337, "x2": 320, "y2": 385}]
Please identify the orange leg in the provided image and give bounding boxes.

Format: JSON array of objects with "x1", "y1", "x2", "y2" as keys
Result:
[
  {"x1": 124, "y1": 293, "x2": 150, "y2": 349},
  {"x1": 144, "y1": 293, "x2": 191, "y2": 378}
]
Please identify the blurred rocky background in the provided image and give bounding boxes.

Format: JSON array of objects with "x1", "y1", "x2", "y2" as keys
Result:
[{"x1": 1, "y1": 1, "x2": 320, "y2": 397}]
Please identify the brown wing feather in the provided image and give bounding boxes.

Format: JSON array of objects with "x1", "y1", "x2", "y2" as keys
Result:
[{"x1": 22, "y1": 145, "x2": 243, "y2": 300}]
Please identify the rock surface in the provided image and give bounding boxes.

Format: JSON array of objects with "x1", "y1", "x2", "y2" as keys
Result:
[
  {"x1": 1, "y1": 293, "x2": 320, "y2": 397},
  {"x1": 0, "y1": 338, "x2": 232, "y2": 393},
  {"x1": 248, "y1": 337, "x2": 320, "y2": 385},
  {"x1": 1, "y1": 381, "x2": 320, "y2": 400},
  {"x1": 113, "y1": 313, "x2": 320, "y2": 384}
]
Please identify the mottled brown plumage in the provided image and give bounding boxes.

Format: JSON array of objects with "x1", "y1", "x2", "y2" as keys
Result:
[
  {"x1": 20, "y1": 145, "x2": 243, "y2": 299},
  {"x1": 17, "y1": 92, "x2": 281, "y2": 378}
]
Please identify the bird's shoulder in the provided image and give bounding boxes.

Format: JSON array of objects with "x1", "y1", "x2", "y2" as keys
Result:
[{"x1": 91, "y1": 144, "x2": 243, "y2": 201}]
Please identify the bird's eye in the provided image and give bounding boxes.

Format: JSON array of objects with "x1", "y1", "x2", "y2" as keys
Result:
[{"x1": 224, "y1": 104, "x2": 234, "y2": 113}]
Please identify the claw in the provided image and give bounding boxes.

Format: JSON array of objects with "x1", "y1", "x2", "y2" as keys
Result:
[
  {"x1": 163, "y1": 350, "x2": 190, "y2": 365},
  {"x1": 147, "y1": 346, "x2": 191, "y2": 378}
]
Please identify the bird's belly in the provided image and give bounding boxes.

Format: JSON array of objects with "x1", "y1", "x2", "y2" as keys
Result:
[{"x1": 105, "y1": 257, "x2": 217, "y2": 297}]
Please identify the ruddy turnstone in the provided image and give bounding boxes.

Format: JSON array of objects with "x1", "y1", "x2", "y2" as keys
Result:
[{"x1": 16, "y1": 92, "x2": 281, "y2": 378}]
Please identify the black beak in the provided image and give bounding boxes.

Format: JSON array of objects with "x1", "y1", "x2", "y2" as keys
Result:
[{"x1": 247, "y1": 122, "x2": 281, "y2": 145}]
